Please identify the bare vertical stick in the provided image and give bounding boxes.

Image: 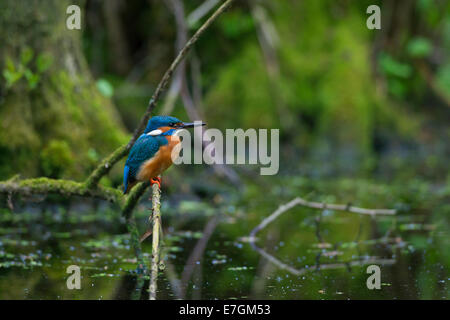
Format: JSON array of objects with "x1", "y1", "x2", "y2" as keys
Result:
[{"x1": 149, "y1": 179, "x2": 162, "y2": 300}]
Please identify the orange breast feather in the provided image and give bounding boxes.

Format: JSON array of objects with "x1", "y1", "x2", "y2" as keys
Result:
[{"x1": 136, "y1": 134, "x2": 180, "y2": 181}]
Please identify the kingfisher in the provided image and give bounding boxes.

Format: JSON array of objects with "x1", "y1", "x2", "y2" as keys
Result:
[{"x1": 123, "y1": 116, "x2": 205, "y2": 194}]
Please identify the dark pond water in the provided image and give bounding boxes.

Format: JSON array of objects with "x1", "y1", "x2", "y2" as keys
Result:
[{"x1": 0, "y1": 176, "x2": 448, "y2": 299}]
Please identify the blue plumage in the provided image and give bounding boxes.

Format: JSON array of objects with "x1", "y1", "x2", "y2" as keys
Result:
[
  {"x1": 144, "y1": 116, "x2": 182, "y2": 133},
  {"x1": 123, "y1": 165, "x2": 130, "y2": 194},
  {"x1": 123, "y1": 134, "x2": 168, "y2": 194},
  {"x1": 123, "y1": 116, "x2": 183, "y2": 194}
]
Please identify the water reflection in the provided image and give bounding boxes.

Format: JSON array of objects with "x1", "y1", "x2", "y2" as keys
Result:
[
  {"x1": 248, "y1": 241, "x2": 396, "y2": 277},
  {"x1": 0, "y1": 177, "x2": 448, "y2": 300}
]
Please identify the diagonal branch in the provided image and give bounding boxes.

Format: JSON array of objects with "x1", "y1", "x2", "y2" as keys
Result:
[
  {"x1": 85, "y1": 0, "x2": 236, "y2": 189},
  {"x1": 167, "y1": 0, "x2": 241, "y2": 186}
]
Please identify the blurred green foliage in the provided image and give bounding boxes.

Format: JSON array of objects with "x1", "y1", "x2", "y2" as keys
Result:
[
  {"x1": 0, "y1": 0, "x2": 449, "y2": 182},
  {"x1": 80, "y1": 0, "x2": 448, "y2": 179},
  {"x1": 40, "y1": 140, "x2": 74, "y2": 178},
  {"x1": 3, "y1": 48, "x2": 53, "y2": 90}
]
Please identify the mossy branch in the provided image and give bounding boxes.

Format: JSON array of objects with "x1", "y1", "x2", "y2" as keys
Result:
[
  {"x1": 0, "y1": 176, "x2": 148, "y2": 271},
  {"x1": 0, "y1": 177, "x2": 123, "y2": 204}
]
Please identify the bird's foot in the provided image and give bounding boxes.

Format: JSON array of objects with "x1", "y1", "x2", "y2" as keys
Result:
[{"x1": 150, "y1": 177, "x2": 162, "y2": 189}]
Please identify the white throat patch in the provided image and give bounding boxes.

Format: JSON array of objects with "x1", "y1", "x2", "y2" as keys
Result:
[{"x1": 147, "y1": 129, "x2": 163, "y2": 136}]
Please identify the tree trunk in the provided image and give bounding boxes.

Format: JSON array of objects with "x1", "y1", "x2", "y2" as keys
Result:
[{"x1": 0, "y1": 0, "x2": 127, "y2": 180}]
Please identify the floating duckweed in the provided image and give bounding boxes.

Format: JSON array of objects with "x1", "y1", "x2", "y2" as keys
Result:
[
  {"x1": 227, "y1": 266, "x2": 253, "y2": 271},
  {"x1": 91, "y1": 273, "x2": 117, "y2": 278}
]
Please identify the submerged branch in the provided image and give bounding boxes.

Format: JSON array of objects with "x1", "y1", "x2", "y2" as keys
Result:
[
  {"x1": 180, "y1": 215, "x2": 219, "y2": 298},
  {"x1": 126, "y1": 216, "x2": 148, "y2": 272},
  {"x1": 249, "y1": 196, "x2": 397, "y2": 240},
  {"x1": 250, "y1": 242, "x2": 395, "y2": 276}
]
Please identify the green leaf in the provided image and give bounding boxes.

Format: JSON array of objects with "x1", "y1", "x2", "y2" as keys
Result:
[
  {"x1": 24, "y1": 69, "x2": 40, "y2": 89},
  {"x1": 28, "y1": 74, "x2": 40, "y2": 89},
  {"x1": 96, "y1": 79, "x2": 114, "y2": 97},
  {"x1": 3, "y1": 70, "x2": 22, "y2": 88},
  {"x1": 36, "y1": 53, "x2": 53, "y2": 73},
  {"x1": 379, "y1": 53, "x2": 412, "y2": 78},
  {"x1": 20, "y1": 47, "x2": 34, "y2": 65},
  {"x1": 87, "y1": 148, "x2": 99, "y2": 162},
  {"x1": 5, "y1": 56, "x2": 16, "y2": 72},
  {"x1": 407, "y1": 38, "x2": 432, "y2": 58},
  {"x1": 436, "y1": 63, "x2": 450, "y2": 91},
  {"x1": 388, "y1": 78, "x2": 407, "y2": 98},
  {"x1": 218, "y1": 10, "x2": 254, "y2": 38}
]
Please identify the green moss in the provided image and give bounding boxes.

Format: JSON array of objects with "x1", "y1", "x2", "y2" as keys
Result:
[
  {"x1": 1, "y1": 177, "x2": 124, "y2": 204},
  {"x1": 40, "y1": 140, "x2": 74, "y2": 178},
  {"x1": 0, "y1": 0, "x2": 127, "y2": 181}
]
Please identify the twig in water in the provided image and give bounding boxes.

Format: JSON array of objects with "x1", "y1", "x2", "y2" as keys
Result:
[
  {"x1": 180, "y1": 215, "x2": 219, "y2": 298},
  {"x1": 250, "y1": 242, "x2": 395, "y2": 276}
]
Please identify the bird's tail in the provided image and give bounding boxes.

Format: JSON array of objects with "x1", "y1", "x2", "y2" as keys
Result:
[{"x1": 123, "y1": 165, "x2": 130, "y2": 194}]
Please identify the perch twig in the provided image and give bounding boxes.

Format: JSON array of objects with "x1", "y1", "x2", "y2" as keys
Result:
[{"x1": 149, "y1": 180, "x2": 162, "y2": 300}]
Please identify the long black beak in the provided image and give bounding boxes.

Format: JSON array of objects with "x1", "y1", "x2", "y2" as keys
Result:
[{"x1": 179, "y1": 122, "x2": 206, "y2": 128}]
